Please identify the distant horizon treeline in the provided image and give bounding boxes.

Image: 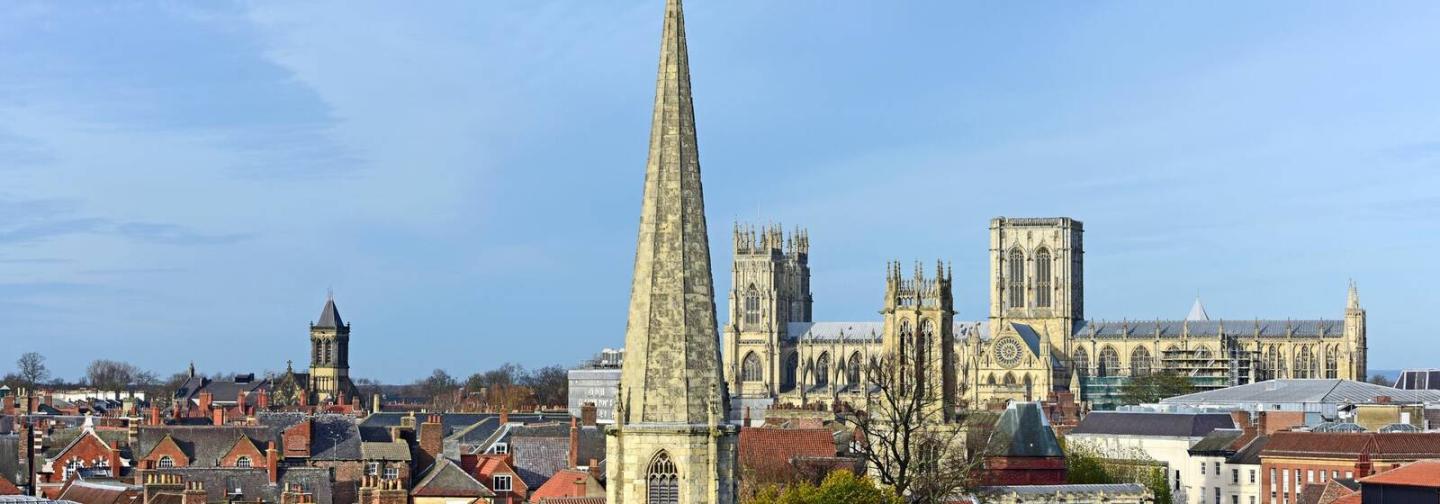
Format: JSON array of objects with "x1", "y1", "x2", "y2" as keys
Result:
[{"x1": 2, "y1": 351, "x2": 572, "y2": 411}]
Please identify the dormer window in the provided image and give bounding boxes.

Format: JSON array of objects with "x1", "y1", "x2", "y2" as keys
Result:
[
  {"x1": 489, "y1": 443, "x2": 508, "y2": 454},
  {"x1": 492, "y1": 475, "x2": 512, "y2": 493}
]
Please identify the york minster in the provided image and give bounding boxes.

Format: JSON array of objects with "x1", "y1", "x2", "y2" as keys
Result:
[{"x1": 723, "y1": 217, "x2": 1367, "y2": 412}]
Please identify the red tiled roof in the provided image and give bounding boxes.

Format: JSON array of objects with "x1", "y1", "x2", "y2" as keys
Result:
[
  {"x1": 538, "y1": 497, "x2": 605, "y2": 504},
  {"x1": 739, "y1": 427, "x2": 837, "y2": 477},
  {"x1": 1359, "y1": 459, "x2": 1440, "y2": 488},
  {"x1": 0, "y1": 474, "x2": 21, "y2": 495},
  {"x1": 1263, "y1": 432, "x2": 1440, "y2": 460},
  {"x1": 530, "y1": 470, "x2": 601, "y2": 501}
]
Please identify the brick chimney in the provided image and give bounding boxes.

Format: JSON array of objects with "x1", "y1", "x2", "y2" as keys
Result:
[
  {"x1": 257, "y1": 388, "x2": 270, "y2": 411},
  {"x1": 149, "y1": 405, "x2": 162, "y2": 426},
  {"x1": 182, "y1": 481, "x2": 206, "y2": 504},
  {"x1": 375, "y1": 478, "x2": 407, "y2": 504},
  {"x1": 568, "y1": 417, "x2": 580, "y2": 469},
  {"x1": 266, "y1": 441, "x2": 279, "y2": 484},
  {"x1": 580, "y1": 402, "x2": 597, "y2": 427},
  {"x1": 197, "y1": 392, "x2": 213, "y2": 417},
  {"x1": 237, "y1": 391, "x2": 248, "y2": 416},
  {"x1": 743, "y1": 407, "x2": 752, "y2": 428},
  {"x1": 144, "y1": 473, "x2": 185, "y2": 504},
  {"x1": 588, "y1": 458, "x2": 601, "y2": 483},
  {"x1": 418, "y1": 414, "x2": 443, "y2": 470},
  {"x1": 212, "y1": 406, "x2": 225, "y2": 426},
  {"x1": 499, "y1": 410, "x2": 509, "y2": 425}
]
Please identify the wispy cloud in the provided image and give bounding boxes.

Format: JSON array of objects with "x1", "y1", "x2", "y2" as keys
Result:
[{"x1": 0, "y1": 197, "x2": 251, "y2": 246}]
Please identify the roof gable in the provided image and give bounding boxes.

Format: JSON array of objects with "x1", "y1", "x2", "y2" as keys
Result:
[
  {"x1": 143, "y1": 434, "x2": 190, "y2": 467},
  {"x1": 412, "y1": 459, "x2": 494, "y2": 498}
]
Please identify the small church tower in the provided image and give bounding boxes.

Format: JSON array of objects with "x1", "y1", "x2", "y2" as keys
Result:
[
  {"x1": 308, "y1": 293, "x2": 355, "y2": 404},
  {"x1": 606, "y1": 0, "x2": 738, "y2": 503}
]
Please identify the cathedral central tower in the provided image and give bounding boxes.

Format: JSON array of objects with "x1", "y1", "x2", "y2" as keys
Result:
[{"x1": 606, "y1": 1, "x2": 739, "y2": 503}]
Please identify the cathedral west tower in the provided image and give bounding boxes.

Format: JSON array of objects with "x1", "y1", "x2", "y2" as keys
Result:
[{"x1": 606, "y1": 0, "x2": 739, "y2": 503}]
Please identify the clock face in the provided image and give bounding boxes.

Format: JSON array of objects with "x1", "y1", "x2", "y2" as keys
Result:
[{"x1": 995, "y1": 338, "x2": 1024, "y2": 369}]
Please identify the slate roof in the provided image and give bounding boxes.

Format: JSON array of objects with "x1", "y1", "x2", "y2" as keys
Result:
[
  {"x1": 1074, "y1": 319, "x2": 1345, "y2": 339},
  {"x1": 1160, "y1": 380, "x2": 1440, "y2": 406},
  {"x1": 985, "y1": 402, "x2": 1063, "y2": 458},
  {"x1": 1071, "y1": 412, "x2": 1234, "y2": 438},
  {"x1": 0, "y1": 436, "x2": 23, "y2": 488},
  {"x1": 507, "y1": 423, "x2": 599, "y2": 490},
  {"x1": 315, "y1": 298, "x2": 343, "y2": 328},
  {"x1": 359, "y1": 442, "x2": 410, "y2": 461},
  {"x1": 411, "y1": 459, "x2": 493, "y2": 498},
  {"x1": 1188, "y1": 429, "x2": 1246, "y2": 455},
  {"x1": 55, "y1": 481, "x2": 140, "y2": 504},
  {"x1": 306, "y1": 415, "x2": 362, "y2": 460},
  {"x1": 153, "y1": 467, "x2": 333, "y2": 504},
  {"x1": 982, "y1": 483, "x2": 1150, "y2": 495},
  {"x1": 136, "y1": 426, "x2": 274, "y2": 466}
]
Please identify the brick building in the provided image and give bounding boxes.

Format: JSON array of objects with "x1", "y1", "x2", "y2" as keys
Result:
[{"x1": 1260, "y1": 432, "x2": 1440, "y2": 504}]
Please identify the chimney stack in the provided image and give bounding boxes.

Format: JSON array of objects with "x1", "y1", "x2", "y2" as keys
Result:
[
  {"x1": 417, "y1": 414, "x2": 443, "y2": 471},
  {"x1": 499, "y1": 410, "x2": 509, "y2": 425},
  {"x1": 568, "y1": 417, "x2": 580, "y2": 469},
  {"x1": 267, "y1": 441, "x2": 279, "y2": 484},
  {"x1": 588, "y1": 458, "x2": 601, "y2": 483},
  {"x1": 257, "y1": 389, "x2": 270, "y2": 410},
  {"x1": 149, "y1": 405, "x2": 162, "y2": 426},
  {"x1": 212, "y1": 406, "x2": 225, "y2": 426},
  {"x1": 580, "y1": 402, "x2": 597, "y2": 427}
]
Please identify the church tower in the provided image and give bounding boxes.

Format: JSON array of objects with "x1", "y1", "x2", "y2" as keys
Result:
[
  {"x1": 607, "y1": 0, "x2": 739, "y2": 503},
  {"x1": 989, "y1": 217, "x2": 1084, "y2": 356},
  {"x1": 723, "y1": 224, "x2": 811, "y2": 399},
  {"x1": 881, "y1": 261, "x2": 957, "y2": 422},
  {"x1": 308, "y1": 293, "x2": 354, "y2": 404},
  {"x1": 1345, "y1": 281, "x2": 1367, "y2": 380}
]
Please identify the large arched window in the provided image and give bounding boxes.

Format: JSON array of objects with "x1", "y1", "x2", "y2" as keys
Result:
[
  {"x1": 1072, "y1": 347, "x2": 1089, "y2": 379},
  {"x1": 158, "y1": 456, "x2": 174, "y2": 469},
  {"x1": 1294, "y1": 346, "x2": 1313, "y2": 379},
  {"x1": 1035, "y1": 248, "x2": 1052, "y2": 308},
  {"x1": 986, "y1": 374, "x2": 996, "y2": 385},
  {"x1": 1194, "y1": 346, "x2": 1211, "y2": 361},
  {"x1": 1023, "y1": 374, "x2": 1034, "y2": 401},
  {"x1": 1098, "y1": 347, "x2": 1120, "y2": 377},
  {"x1": 1003, "y1": 372, "x2": 1017, "y2": 386},
  {"x1": 744, "y1": 287, "x2": 761, "y2": 325},
  {"x1": 847, "y1": 353, "x2": 862, "y2": 386},
  {"x1": 647, "y1": 451, "x2": 679, "y2": 504},
  {"x1": 1008, "y1": 249, "x2": 1026, "y2": 308},
  {"x1": 1131, "y1": 347, "x2": 1151, "y2": 377},
  {"x1": 741, "y1": 352, "x2": 763, "y2": 382},
  {"x1": 815, "y1": 353, "x2": 831, "y2": 388},
  {"x1": 236, "y1": 456, "x2": 252, "y2": 469},
  {"x1": 899, "y1": 320, "x2": 914, "y2": 391},
  {"x1": 1325, "y1": 346, "x2": 1338, "y2": 379}
]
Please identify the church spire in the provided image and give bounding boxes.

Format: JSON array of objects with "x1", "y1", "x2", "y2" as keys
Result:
[
  {"x1": 316, "y1": 294, "x2": 343, "y2": 328},
  {"x1": 618, "y1": 0, "x2": 724, "y2": 425},
  {"x1": 1186, "y1": 296, "x2": 1210, "y2": 321}
]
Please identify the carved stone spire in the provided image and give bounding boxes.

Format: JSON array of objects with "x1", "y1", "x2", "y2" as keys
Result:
[{"x1": 618, "y1": 0, "x2": 724, "y2": 425}]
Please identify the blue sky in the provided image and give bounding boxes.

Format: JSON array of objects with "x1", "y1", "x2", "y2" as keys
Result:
[{"x1": 2, "y1": 1, "x2": 1438, "y2": 383}]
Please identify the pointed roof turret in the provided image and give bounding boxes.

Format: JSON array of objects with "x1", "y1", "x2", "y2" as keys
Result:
[
  {"x1": 617, "y1": 0, "x2": 725, "y2": 425},
  {"x1": 316, "y1": 293, "x2": 344, "y2": 328},
  {"x1": 1347, "y1": 280, "x2": 1362, "y2": 311},
  {"x1": 1186, "y1": 296, "x2": 1210, "y2": 321}
]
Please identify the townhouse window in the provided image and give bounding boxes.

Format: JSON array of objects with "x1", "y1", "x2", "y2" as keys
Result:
[
  {"x1": 1233, "y1": 496, "x2": 1238, "y2": 504},
  {"x1": 1306, "y1": 469, "x2": 1313, "y2": 483},
  {"x1": 1320, "y1": 470, "x2": 1326, "y2": 482},
  {"x1": 158, "y1": 456, "x2": 175, "y2": 469},
  {"x1": 1282, "y1": 469, "x2": 1289, "y2": 491},
  {"x1": 1215, "y1": 487, "x2": 1220, "y2": 504},
  {"x1": 1175, "y1": 470, "x2": 1181, "y2": 490},
  {"x1": 1345, "y1": 471, "x2": 1352, "y2": 479},
  {"x1": 384, "y1": 467, "x2": 399, "y2": 480},
  {"x1": 1202, "y1": 462, "x2": 1207, "y2": 475},
  {"x1": 1250, "y1": 497, "x2": 1256, "y2": 504},
  {"x1": 1232, "y1": 469, "x2": 1239, "y2": 484},
  {"x1": 226, "y1": 477, "x2": 242, "y2": 496},
  {"x1": 490, "y1": 443, "x2": 508, "y2": 454},
  {"x1": 1215, "y1": 462, "x2": 1221, "y2": 475},
  {"x1": 236, "y1": 456, "x2": 252, "y2": 468},
  {"x1": 1250, "y1": 470, "x2": 1256, "y2": 484},
  {"x1": 493, "y1": 475, "x2": 512, "y2": 493},
  {"x1": 366, "y1": 462, "x2": 380, "y2": 476}
]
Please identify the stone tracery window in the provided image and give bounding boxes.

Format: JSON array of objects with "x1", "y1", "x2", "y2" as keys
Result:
[
  {"x1": 1003, "y1": 372, "x2": 1017, "y2": 386},
  {"x1": 744, "y1": 286, "x2": 761, "y2": 325},
  {"x1": 1008, "y1": 249, "x2": 1026, "y2": 308},
  {"x1": 647, "y1": 451, "x2": 679, "y2": 504},
  {"x1": 815, "y1": 353, "x2": 830, "y2": 388},
  {"x1": 741, "y1": 352, "x2": 763, "y2": 382},
  {"x1": 1325, "y1": 346, "x2": 1338, "y2": 379},
  {"x1": 783, "y1": 353, "x2": 799, "y2": 390},
  {"x1": 1098, "y1": 346, "x2": 1120, "y2": 377},
  {"x1": 1131, "y1": 346, "x2": 1151, "y2": 377},
  {"x1": 1072, "y1": 347, "x2": 1089, "y2": 379},
  {"x1": 1035, "y1": 248, "x2": 1052, "y2": 308}
]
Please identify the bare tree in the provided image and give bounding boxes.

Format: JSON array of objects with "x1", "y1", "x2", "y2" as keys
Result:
[
  {"x1": 17, "y1": 352, "x2": 48, "y2": 387},
  {"x1": 86, "y1": 359, "x2": 140, "y2": 391},
  {"x1": 522, "y1": 365, "x2": 569, "y2": 407},
  {"x1": 841, "y1": 352, "x2": 989, "y2": 503}
]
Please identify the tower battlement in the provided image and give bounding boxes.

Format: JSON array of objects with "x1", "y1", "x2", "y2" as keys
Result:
[
  {"x1": 885, "y1": 260, "x2": 953, "y2": 310},
  {"x1": 733, "y1": 223, "x2": 807, "y2": 256}
]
